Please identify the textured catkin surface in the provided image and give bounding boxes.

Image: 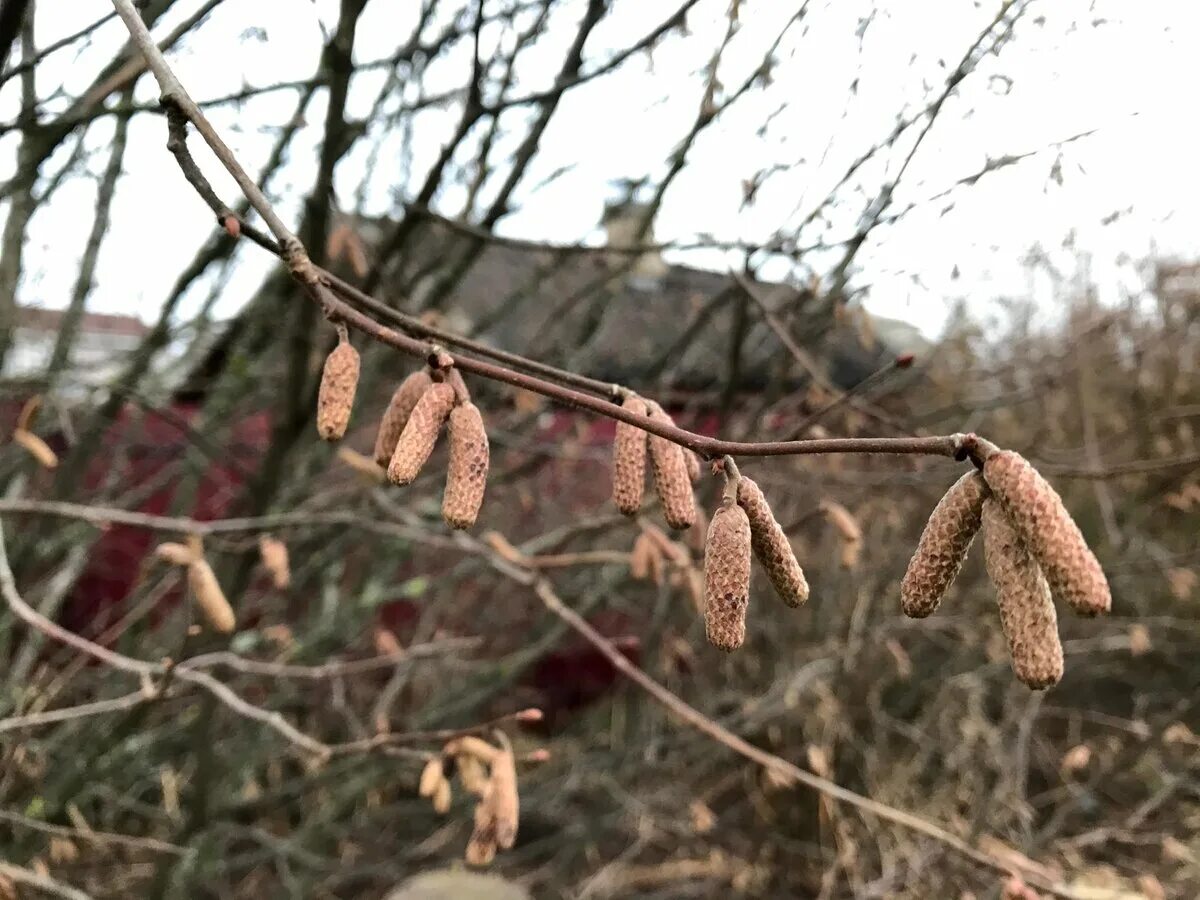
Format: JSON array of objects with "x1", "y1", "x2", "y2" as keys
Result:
[
  {"x1": 737, "y1": 476, "x2": 808, "y2": 607},
  {"x1": 900, "y1": 470, "x2": 990, "y2": 618},
  {"x1": 388, "y1": 381, "x2": 456, "y2": 485},
  {"x1": 188, "y1": 558, "x2": 235, "y2": 634},
  {"x1": 704, "y1": 501, "x2": 752, "y2": 651},
  {"x1": 443, "y1": 402, "x2": 490, "y2": 529},
  {"x1": 646, "y1": 403, "x2": 696, "y2": 531},
  {"x1": 374, "y1": 370, "x2": 434, "y2": 467},
  {"x1": 316, "y1": 339, "x2": 360, "y2": 441},
  {"x1": 983, "y1": 450, "x2": 1111, "y2": 616},
  {"x1": 982, "y1": 499, "x2": 1064, "y2": 689},
  {"x1": 612, "y1": 396, "x2": 649, "y2": 516}
]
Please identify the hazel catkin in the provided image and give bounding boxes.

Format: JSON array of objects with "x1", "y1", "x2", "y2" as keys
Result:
[
  {"x1": 900, "y1": 470, "x2": 989, "y2": 618},
  {"x1": 258, "y1": 536, "x2": 291, "y2": 590},
  {"x1": 737, "y1": 476, "x2": 808, "y2": 607},
  {"x1": 983, "y1": 450, "x2": 1111, "y2": 616},
  {"x1": 612, "y1": 396, "x2": 649, "y2": 516},
  {"x1": 387, "y1": 381, "x2": 456, "y2": 485},
  {"x1": 646, "y1": 402, "x2": 696, "y2": 531},
  {"x1": 982, "y1": 498, "x2": 1064, "y2": 689},
  {"x1": 443, "y1": 401, "x2": 490, "y2": 529},
  {"x1": 374, "y1": 370, "x2": 434, "y2": 467},
  {"x1": 704, "y1": 498, "x2": 752, "y2": 651},
  {"x1": 316, "y1": 333, "x2": 360, "y2": 441}
]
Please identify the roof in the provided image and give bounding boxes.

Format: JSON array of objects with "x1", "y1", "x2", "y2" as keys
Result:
[
  {"x1": 362, "y1": 219, "x2": 928, "y2": 391},
  {"x1": 16, "y1": 307, "x2": 149, "y2": 338}
]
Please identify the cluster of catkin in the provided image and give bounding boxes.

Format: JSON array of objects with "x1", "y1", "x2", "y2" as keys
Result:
[
  {"x1": 315, "y1": 330, "x2": 490, "y2": 529},
  {"x1": 154, "y1": 535, "x2": 236, "y2": 634},
  {"x1": 901, "y1": 450, "x2": 1111, "y2": 689},
  {"x1": 611, "y1": 395, "x2": 700, "y2": 530},
  {"x1": 418, "y1": 734, "x2": 520, "y2": 866},
  {"x1": 701, "y1": 463, "x2": 809, "y2": 651}
]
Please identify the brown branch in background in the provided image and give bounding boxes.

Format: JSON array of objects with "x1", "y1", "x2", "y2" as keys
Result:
[{"x1": 0, "y1": 862, "x2": 94, "y2": 900}]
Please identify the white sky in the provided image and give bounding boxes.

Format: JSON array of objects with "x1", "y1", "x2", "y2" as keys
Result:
[{"x1": 2, "y1": 0, "x2": 1198, "y2": 341}]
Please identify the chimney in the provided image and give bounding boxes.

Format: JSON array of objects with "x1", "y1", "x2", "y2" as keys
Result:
[{"x1": 602, "y1": 200, "x2": 667, "y2": 283}]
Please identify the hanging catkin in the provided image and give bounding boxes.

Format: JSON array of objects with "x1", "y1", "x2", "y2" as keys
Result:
[
  {"x1": 387, "y1": 381, "x2": 456, "y2": 485},
  {"x1": 646, "y1": 402, "x2": 696, "y2": 531},
  {"x1": 737, "y1": 476, "x2": 809, "y2": 607},
  {"x1": 443, "y1": 401, "x2": 490, "y2": 529},
  {"x1": 187, "y1": 555, "x2": 236, "y2": 634},
  {"x1": 982, "y1": 499, "x2": 1064, "y2": 689},
  {"x1": 983, "y1": 450, "x2": 1111, "y2": 616},
  {"x1": 258, "y1": 536, "x2": 291, "y2": 590},
  {"x1": 900, "y1": 470, "x2": 990, "y2": 618},
  {"x1": 374, "y1": 370, "x2": 434, "y2": 467},
  {"x1": 704, "y1": 495, "x2": 752, "y2": 651},
  {"x1": 612, "y1": 395, "x2": 649, "y2": 516},
  {"x1": 316, "y1": 331, "x2": 359, "y2": 441}
]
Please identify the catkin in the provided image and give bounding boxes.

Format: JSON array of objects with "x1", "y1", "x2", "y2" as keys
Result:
[
  {"x1": 983, "y1": 450, "x2": 1111, "y2": 616},
  {"x1": 154, "y1": 542, "x2": 195, "y2": 566},
  {"x1": 488, "y1": 748, "x2": 520, "y2": 850},
  {"x1": 704, "y1": 498, "x2": 752, "y2": 651},
  {"x1": 387, "y1": 381, "x2": 455, "y2": 485},
  {"x1": 418, "y1": 758, "x2": 444, "y2": 798},
  {"x1": 737, "y1": 476, "x2": 809, "y2": 607},
  {"x1": 900, "y1": 470, "x2": 989, "y2": 618},
  {"x1": 684, "y1": 448, "x2": 702, "y2": 483},
  {"x1": 373, "y1": 370, "x2": 434, "y2": 467},
  {"x1": 187, "y1": 557, "x2": 236, "y2": 634},
  {"x1": 258, "y1": 536, "x2": 290, "y2": 590},
  {"x1": 316, "y1": 334, "x2": 360, "y2": 441},
  {"x1": 982, "y1": 499, "x2": 1064, "y2": 689},
  {"x1": 646, "y1": 402, "x2": 696, "y2": 531},
  {"x1": 612, "y1": 396, "x2": 649, "y2": 516},
  {"x1": 443, "y1": 402, "x2": 490, "y2": 529},
  {"x1": 13, "y1": 429, "x2": 58, "y2": 468}
]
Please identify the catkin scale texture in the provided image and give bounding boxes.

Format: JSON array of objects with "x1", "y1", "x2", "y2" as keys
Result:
[
  {"x1": 443, "y1": 402, "x2": 490, "y2": 529},
  {"x1": 387, "y1": 381, "x2": 456, "y2": 485},
  {"x1": 374, "y1": 370, "x2": 434, "y2": 467},
  {"x1": 983, "y1": 451, "x2": 1111, "y2": 616},
  {"x1": 704, "y1": 501, "x2": 752, "y2": 651},
  {"x1": 612, "y1": 396, "x2": 649, "y2": 515},
  {"x1": 737, "y1": 477, "x2": 808, "y2": 607},
  {"x1": 982, "y1": 499, "x2": 1064, "y2": 689},
  {"x1": 646, "y1": 403, "x2": 696, "y2": 531},
  {"x1": 316, "y1": 338, "x2": 360, "y2": 441},
  {"x1": 900, "y1": 470, "x2": 989, "y2": 618}
]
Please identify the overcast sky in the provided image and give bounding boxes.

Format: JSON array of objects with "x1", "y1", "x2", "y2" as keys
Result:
[{"x1": 2, "y1": 0, "x2": 1197, "y2": 340}]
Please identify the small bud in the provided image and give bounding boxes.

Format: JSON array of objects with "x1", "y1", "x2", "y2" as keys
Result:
[
  {"x1": 983, "y1": 450, "x2": 1111, "y2": 616},
  {"x1": 737, "y1": 476, "x2": 808, "y2": 607},
  {"x1": 442, "y1": 401, "x2": 489, "y2": 529},
  {"x1": 612, "y1": 396, "x2": 649, "y2": 515},
  {"x1": 222, "y1": 215, "x2": 240, "y2": 238},
  {"x1": 646, "y1": 402, "x2": 696, "y2": 531},
  {"x1": 900, "y1": 470, "x2": 989, "y2": 618},
  {"x1": 316, "y1": 334, "x2": 360, "y2": 441},
  {"x1": 704, "y1": 498, "x2": 752, "y2": 651},
  {"x1": 982, "y1": 499, "x2": 1064, "y2": 689},
  {"x1": 387, "y1": 381, "x2": 455, "y2": 485},
  {"x1": 373, "y1": 370, "x2": 434, "y2": 467},
  {"x1": 515, "y1": 708, "x2": 543, "y2": 723}
]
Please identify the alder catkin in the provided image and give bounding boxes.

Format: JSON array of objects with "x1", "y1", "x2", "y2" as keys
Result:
[
  {"x1": 612, "y1": 395, "x2": 649, "y2": 516},
  {"x1": 258, "y1": 536, "x2": 290, "y2": 590},
  {"x1": 154, "y1": 542, "x2": 195, "y2": 566},
  {"x1": 983, "y1": 450, "x2": 1111, "y2": 616},
  {"x1": 900, "y1": 470, "x2": 990, "y2": 618},
  {"x1": 418, "y1": 758, "x2": 444, "y2": 798},
  {"x1": 982, "y1": 499, "x2": 1064, "y2": 689},
  {"x1": 646, "y1": 402, "x2": 696, "y2": 531},
  {"x1": 387, "y1": 381, "x2": 455, "y2": 485},
  {"x1": 443, "y1": 401, "x2": 490, "y2": 529},
  {"x1": 737, "y1": 476, "x2": 809, "y2": 607},
  {"x1": 704, "y1": 498, "x2": 752, "y2": 651},
  {"x1": 683, "y1": 448, "x2": 702, "y2": 483},
  {"x1": 187, "y1": 558, "x2": 236, "y2": 634},
  {"x1": 13, "y1": 429, "x2": 58, "y2": 468},
  {"x1": 488, "y1": 748, "x2": 520, "y2": 850},
  {"x1": 373, "y1": 370, "x2": 434, "y2": 467},
  {"x1": 316, "y1": 334, "x2": 360, "y2": 441}
]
